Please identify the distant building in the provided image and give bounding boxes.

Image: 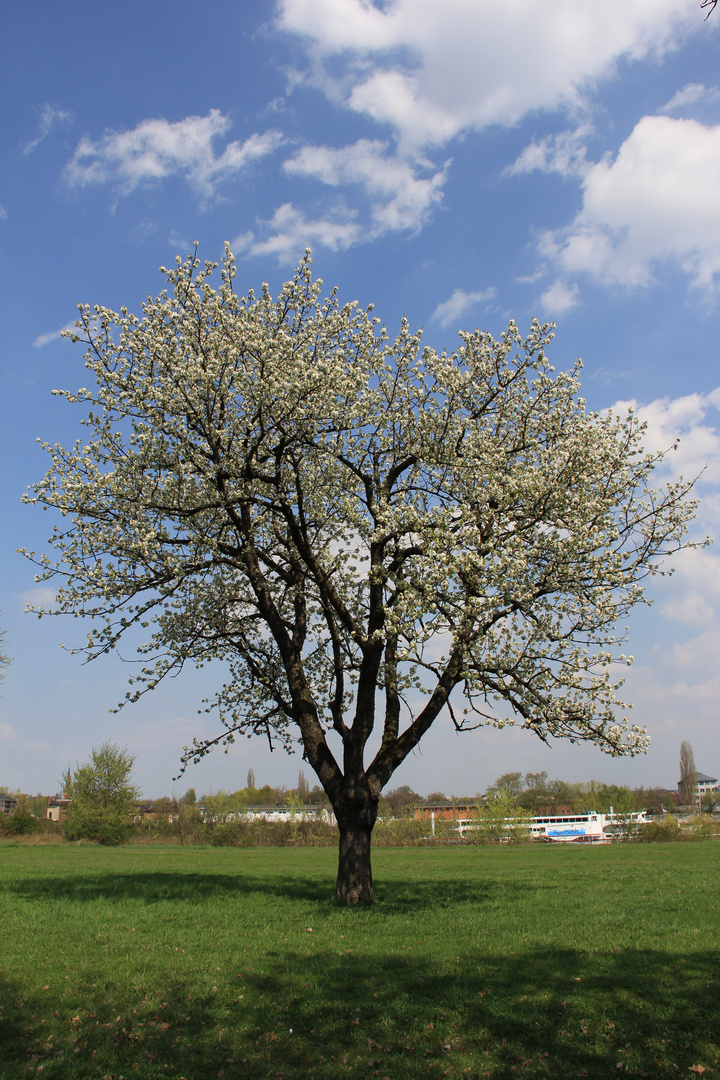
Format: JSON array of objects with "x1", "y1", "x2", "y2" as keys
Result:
[
  {"x1": 0, "y1": 794, "x2": 18, "y2": 816},
  {"x1": 46, "y1": 795, "x2": 70, "y2": 821},
  {"x1": 677, "y1": 772, "x2": 719, "y2": 810},
  {"x1": 198, "y1": 803, "x2": 337, "y2": 826}
]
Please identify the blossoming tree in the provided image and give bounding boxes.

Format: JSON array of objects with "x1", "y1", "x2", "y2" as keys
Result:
[{"x1": 25, "y1": 248, "x2": 698, "y2": 902}]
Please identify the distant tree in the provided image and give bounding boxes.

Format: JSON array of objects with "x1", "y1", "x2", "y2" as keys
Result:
[
  {"x1": 524, "y1": 771, "x2": 548, "y2": 791},
  {"x1": 517, "y1": 772, "x2": 550, "y2": 813},
  {"x1": 63, "y1": 742, "x2": 139, "y2": 845},
  {"x1": 486, "y1": 772, "x2": 524, "y2": 802},
  {"x1": 175, "y1": 796, "x2": 203, "y2": 844},
  {"x1": 381, "y1": 786, "x2": 419, "y2": 818},
  {"x1": 201, "y1": 790, "x2": 237, "y2": 823},
  {"x1": 425, "y1": 791, "x2": 449, "y2": 804},
  {"x1": 471, "y1": 789, "x2": 530, "y2": 844},
  {"x1": 246, "y1": 769, "x2": 255, "y2": 790},
  {"x1": 679, "y1": 741, "x2": 698, "y2": 808},
  {"x1": 26, "y1": 248, "x2": 701, "y2": 902},
  {"x1": 309, "y1": 783, "x2": 331, "y2": 806},
  {"x1": 701, "y1": 791, "x2": 720, "y2": 813},
  {"x1": 540, "y1": 778, "x2": 576, "y2": 814},
  {"x1": 183, "y1": 786, "x2": 197, "y2": 805},
  {"x1": 636, "y1": 787, "x2": 675, "y2": 814},
  {"x1": 9, "y1": 808, "x2": 41, "y2": 836},
  {"x1": 297, "y1": 769, "x2": 311, "y2": 803}
]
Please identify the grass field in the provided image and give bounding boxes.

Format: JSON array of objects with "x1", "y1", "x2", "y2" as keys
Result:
[{"x1": 1, "y1": 841, "x2": 718, "y2": 1079}]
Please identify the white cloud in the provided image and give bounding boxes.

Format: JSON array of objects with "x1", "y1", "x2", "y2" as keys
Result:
[
  {"x1": 19, "y1": 586, "x2": 59, "y2": 609},
  {"x1": 542, "y1": 115, "x2": 720, "y2": 291},
  {"x1": 539, "y1": 279, "x2": 580, "y2": 315},
  {"x1": 278, "y1": 0, "x2": 699, "y2": 150},
  {"x1": 235, "y1": 202, "x2": 361, "y2": 262},
  {"x1": 0, "y1": 204, "x2": 7, "y2": 220},
  {"x1": 0, "y1": 724, "x2": 16, "y2": 741},
  {"x1": 22, "y1": 104, "x2": 71, "y2": 156},
  {"x1": 432, "y1": 286, "x2": 496, "y2": 328},
  {"x1": 284, "y1": 139, "x2": 447, "y2": 236},
  {"x1": 658, "y1": 82, "x2": 720, "y2": 113},
  {"x1": 64, "y1": 110, "x2": 284, "y2": 201},
  {"x1": 32, "y1": 323, "x2": 75, "y2": 348},
  {"x1": 660, "y1": 591, "x2": 716, "y2": 626},
  {"x1": 586, "y1": 366, "x2": 632, "y2": 386},
  {"x1": 506, "y1": 124, "x2": 593, "y2": 179},
  {"x1": 670, "y1": 627, "x2": 720, "y2": 674},
  {"x1": 603, "y1": 387, "x2": 720, "y2": 653},
  {"x1": 611, "y1": 386, "x2": 720, "y2": 486},
  {"x1": 659, "y1": 549, "x2": 720, "y2": 627}
]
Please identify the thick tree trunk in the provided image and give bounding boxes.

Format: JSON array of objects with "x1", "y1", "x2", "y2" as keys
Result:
[{"x1": 334, "y1": 785, "x2": 378, "y2": 904}]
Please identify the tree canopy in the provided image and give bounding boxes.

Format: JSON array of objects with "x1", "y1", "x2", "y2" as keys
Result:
[
  {"x1": 63, "y1": 741, "x2": 140, "y2": 845},
  {"x1": 25, "y1": 247, "x2": 699, "y2": 900}
]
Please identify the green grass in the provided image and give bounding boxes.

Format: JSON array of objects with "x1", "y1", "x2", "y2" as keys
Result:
[{"x1": 1, "y1": 842, "x2": 719, "y2": 1079}]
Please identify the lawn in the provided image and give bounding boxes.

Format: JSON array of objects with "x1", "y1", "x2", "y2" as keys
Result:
[{"x1": 1, "y1": 841, "x2": 718, "y2": 1079}]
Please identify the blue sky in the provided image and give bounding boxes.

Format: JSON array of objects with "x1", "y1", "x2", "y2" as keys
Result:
[{"x1": 1, "y1": 0, "x2": 718, "y2": 800}]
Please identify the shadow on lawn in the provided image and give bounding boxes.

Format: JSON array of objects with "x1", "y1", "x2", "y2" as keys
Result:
[
  {"x1": 2, "y1": 946, "x2": 718, "y2": 1079},
  {"x1": 7, "y1": 869, "x2": 512, "y2": 911}
]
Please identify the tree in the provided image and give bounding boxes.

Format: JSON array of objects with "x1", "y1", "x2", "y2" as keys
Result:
[
  {"x1": 485, "y1": 772, "x2": 524, "y2": 802},
  {"x1": 517, "y1": 771, "x2": 550, "y2": 813},
  {"x1": 296, "y1": 768, "x2": 310, "y2": 803},
  {"x1": 702, "y1": 791, "x2": 720, "y2": 813},
  {"x1": 471, "y1": 789, "x2": 531, "y2": 844},
  {"x1": 25, "y1": 247, "x2": 700, "y2": 902},
  {"x1": 679, "y1": 740, "x2": 698, "y2": 808},
  {"x1": 380, "y1": 785, "x2": 419, "y2": 818},
  {"x1": 63, "y1": 741, "x2": 139, "y2": 844}
]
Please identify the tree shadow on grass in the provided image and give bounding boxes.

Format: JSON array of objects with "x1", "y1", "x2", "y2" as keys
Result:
[
  {"x1": 2, "y1": 947, "x2": 718, "y2": 1079},
  {"x1": 6, "y1": 870, "x2": 517, "y2": 912}
]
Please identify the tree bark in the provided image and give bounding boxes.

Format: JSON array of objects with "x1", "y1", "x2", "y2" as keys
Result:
[{"x1": 334, "y1": 785, "x2": 378, "y2": 905}]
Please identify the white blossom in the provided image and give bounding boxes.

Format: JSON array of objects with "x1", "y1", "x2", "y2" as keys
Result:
[{"x1": 24, "y1": 247, "x2": 701, "y2": 807}]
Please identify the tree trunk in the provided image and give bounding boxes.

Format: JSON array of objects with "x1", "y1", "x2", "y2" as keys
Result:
[{"x1": 334, "y1": 785, "x2": 378, "y2": 904}]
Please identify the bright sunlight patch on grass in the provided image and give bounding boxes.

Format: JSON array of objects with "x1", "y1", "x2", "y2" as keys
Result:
[{"x1": 1, "y1": 843, "x2": 718, "y2": 1078}]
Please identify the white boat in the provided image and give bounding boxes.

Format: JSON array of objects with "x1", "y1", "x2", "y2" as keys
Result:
[
  {"x1": 453, "y1": 809, "x2": 649, "y2": 842},
  {"x1": 529, "y1": 809, "x2": 649, "y2": 843}
]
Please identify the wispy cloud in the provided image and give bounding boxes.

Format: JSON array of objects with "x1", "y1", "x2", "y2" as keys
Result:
[
  {"x1": 0, "y1": 724, "x2": 16, "y2": 741},
  {"x1": 432, "y1": 286, "x2": 496, "y2": 328},
  {"x1": 505, "y1": 124, "x2": 593, "y2": 180},
  {"x1": 586, "y1": 366, "x2": 631, "y2": 385},
  {"x1": 32, "y1": 323, "x2": 75, "y2": 348},
  {"x1": 658, "y1": 82, "x2": 720, "y2": 114},
  {"x1": 22, "y1": 103, "x2": 71, "y2": 156},
  {"x1": 64, "y1": 110, "x2": 284, "y2": 202},
  {"x1": 234, "y1": 202, "x2": 361, "y2": 263},
  {"x1": 283, "y1": 139, "x2": 447, "y2": 237},
  {"x1": 20, "y1": 586, "x2": 59, "y2": 609},
  {"x1": 237, "y1": 138, "x2": 448, "y2": 261},
  {"x1": 539, "y1": 279, "x2": 580, "y2": 315}
]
